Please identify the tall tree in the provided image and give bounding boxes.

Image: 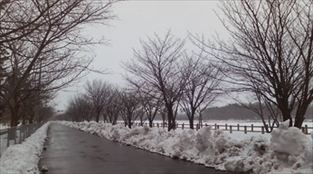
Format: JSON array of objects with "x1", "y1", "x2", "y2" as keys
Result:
[
  {"x1": 180, "y1": 53, "x2": 221, "y2": 129},
  {"x1": 103, "y1": 88, "x2": 121, "y2": 125},
  {"x1": 0, "y1": 0, "x2": 116, "y2": 126},
  {"x1": 120, "y1": 91, "x2": 140, "y2": 129},
  {"x1": 125, "y1": 32, "x2": 187, "y2": 131},
  {"x1": 66, "y1": 95, "x2": 93, "y2": 122},
  {"x1": 85, "y1": 80, "x2": 113, "y2": 122},
  {"x1": 137, "y1": 86, "x2": 163, "y2": 127},
  {"x1": 194, "y1": 0, "x2": 313, "y2": 129}
]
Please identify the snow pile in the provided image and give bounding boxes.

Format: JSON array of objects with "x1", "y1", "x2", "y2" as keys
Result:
[
  {"x1": 0, "y1": 122, "x2": 50, "y2": 174},
  {"x1": 59, "y1": 121, "x2": 313, "y2": 174},
  {"x1": 269, "y1": 121, "x2": 313, "y2": 173},
  {"x1": 221, "y1": 121, "x2": 313, "y2": 174}
]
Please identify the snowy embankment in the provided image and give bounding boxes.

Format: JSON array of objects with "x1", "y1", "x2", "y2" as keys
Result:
[
  {"x1": 59, "y1": 121, "x2": 313, "y2": 174},
  {"x1": 0, "y1": 122, "x2": 50, "y2": 174}
]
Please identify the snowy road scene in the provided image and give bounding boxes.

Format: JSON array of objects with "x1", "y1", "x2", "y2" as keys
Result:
[{"x1": 1, "y1": 0, "x2": 313, "y2": 174}]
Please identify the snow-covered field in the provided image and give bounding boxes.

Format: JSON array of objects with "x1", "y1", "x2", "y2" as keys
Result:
[
  {"x1": 0, "y1": 122, "x2": 50, "y2": 174},
  {"x1": 59, "y1": 121, "x2": 313, "y2": 174}
]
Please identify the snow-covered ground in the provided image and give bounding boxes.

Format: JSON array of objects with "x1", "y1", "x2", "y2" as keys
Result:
[
  {"x1": 0, "y1": 133, "x2": 8, "y2": 155},
  {"x1": 0, "y1": 122, "x2": 50, "y2": 174},
  {"x1": 0, "y1": 123, "x2": 9, "y2": 130},
  {"x1": 59, "y1": 121, "x2": 313, "y2": 174},
  {"x1": 0, "y1": 128, "x2": 27, "y2": 155}
]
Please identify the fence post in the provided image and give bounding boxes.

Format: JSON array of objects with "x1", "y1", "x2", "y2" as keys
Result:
[
  {"x1": 261, "y1": 126, "x2": 265, "y2": 134},
  {"x1": 7, "y1": 131, "x2": 9, "y2": 147},
  {"x1": 19, "y1": 127, "x2": 22, "y2": 143},
  {"x1": 214, "y1": 123, "x2": 217, "y2": 130},
  {"x1": 225, "y1": 124, "x2": 228, "y2": 130},
  {"x1": 305, "y1": 125, "x2": 308, "y2": 134},
  {"x1": 182, "y1": 123, "x2": 184, "y2": 129},
  {"x1": 205, "y1": 123, "x2": 208, "y2": 127},
  {"x1": 251, "y1": 124, "x2": 254, "y2": 132},
  {"x1": 196, "y1": 124, "x2": 199, "y2": 131},
  {"x1": 217, "y1": 125, "x2": 219, "y2": 130},
  {"x1": 230, "y1": 125, "x2": 232, "y2": 134},
  {"x1": 237, "y1": 124, "x2": 240, "y2": 131},
  {"x1": 157, "y1": 123, "x2": 159, "y2": 128},
  {"x1": 244, "y1": 126, "x2": 247, "y2": 134}
]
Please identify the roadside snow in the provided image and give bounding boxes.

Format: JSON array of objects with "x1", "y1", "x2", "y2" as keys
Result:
[
  {"x1": 0, "y1": 122, "x2": 50, "y2": 174},
  {"x1": 59, "y1": 121, "x2": 313, "y2": 174}
]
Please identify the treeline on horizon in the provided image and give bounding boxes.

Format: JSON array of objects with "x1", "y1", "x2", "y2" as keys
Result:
[{"x1": 175, "y1": 103, "x2": 313, "y2": 120}]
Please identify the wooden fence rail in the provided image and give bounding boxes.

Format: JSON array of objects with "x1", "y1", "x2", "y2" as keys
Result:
[{"x1": 132, "y1": 122, "x2": 312, "y2": 135}]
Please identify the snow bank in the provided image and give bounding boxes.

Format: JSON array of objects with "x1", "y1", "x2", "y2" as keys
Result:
[
  {"x1": 59, "y1": 121, "x2": 313, "y2": 174},
  {"x1": 0, "y1": 122, "x2": 50, "y2": 174}
]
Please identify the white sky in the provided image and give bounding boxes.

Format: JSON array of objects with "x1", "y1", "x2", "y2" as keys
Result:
[{"x1": 53, "y1": 0, "x2": 231, "y2": 110}]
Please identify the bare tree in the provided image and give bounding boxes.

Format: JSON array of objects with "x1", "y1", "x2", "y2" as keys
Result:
[
  {"x1": 85, "y1": 80, "x2": 113, "y2": 122},
  {"x1": 0, "y1": 0, "x2": 116, "y2": 126},
  {"x1": 137, "y1": 86, "x2": 163, "y2": 127},
  {"x1": 193, "y1": 0, "x2": 313, "y2": 129},
  {"x1": 66, "y1": 95, "x2": 93, "y2": 122},
  {"x1": 103, "y1": 88, "x2": 121, "y2": 125},
  {"x1": 125, "y1": 32, "x2": 187, "y2": 131},
  {"x1": 35, "y1": 105, "x2": 55, "y2": 123},
  {"x1": 180, "y1": 53, "x2": 221, "y2": 129},
  {"x1": 120, "y1": 91, "x2": 140, "y2": 128}
]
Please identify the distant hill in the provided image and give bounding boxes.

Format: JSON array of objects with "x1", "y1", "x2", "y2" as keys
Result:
[
  {"x1": 200, "y1": 103, "x2": 313, "y2": 120},
  {"x1": 201, "y1": 104, "x2": 259, "y2": 120}
]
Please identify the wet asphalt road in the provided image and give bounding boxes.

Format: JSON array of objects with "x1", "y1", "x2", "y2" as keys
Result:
[{"x1": 40, "y1": 123, "x2": 235, "y2": 174}]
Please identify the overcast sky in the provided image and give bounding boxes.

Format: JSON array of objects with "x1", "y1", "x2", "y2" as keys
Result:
[{"x1": 54, "y1": 0, "x2": 229, "y2": 110}]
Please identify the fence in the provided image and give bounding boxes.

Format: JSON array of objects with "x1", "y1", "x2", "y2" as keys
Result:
[
  {"x1": 132, "y1": 122, "x2": 313, "y2": 135},
  {"x1": 0, "y1": 122, "x2": 44, "y2": 157}
]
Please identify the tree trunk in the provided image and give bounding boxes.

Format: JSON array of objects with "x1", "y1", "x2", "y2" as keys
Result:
[
  {"x1": 10, "y1": 108, "x2": 19, "y2": 127},
  {"x1": 95, "y1": 111, "x2": 100, "y2": 122},
  {"x1": 167, "y1": 112, "x2": 176, "y2": 131},
  {"x1": 188, "y1": 109, "x2": 196, "y2": 129},
  {"x1": 294, "y1": 108, "x2": 307, "y2": 128},
  {"x1": 127, "y1": 115, "x2": 132, "y2": 129},
  {"x1": 189, "y1": 118, "x2": 194, "y2": 129},
  {"x1": 102, "y1": 114, "x2": 107, "y2": 123},
  {"x1": 112, "y1": 116, "x2": 117, "y2": 125},
  {"x1": 149, "y1": 120, "x2": 153, "y2": 128},
  {"x1": 140, "y1": 117, "x2": 143, "y2": 126},
  {"x1": 280, "y1": 106, "x2": 292, "y2": 127},
  {"x1": 294, "y1": 116, "x2": 304, "y2": 129}
]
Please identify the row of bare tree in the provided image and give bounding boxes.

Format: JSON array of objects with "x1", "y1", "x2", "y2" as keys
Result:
[
  {"x1": 0, "y1": 0, "x2": 117, "y2": 127},
  {"x1": 66, "y1": 0, "x2": 312, "y2": 132},
  {"x1": 66, "y1": 32, "x2": 222, "y2": 131},
  {"x1": 67, "y1": 49, "x2": 221, "y2": 131}
]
